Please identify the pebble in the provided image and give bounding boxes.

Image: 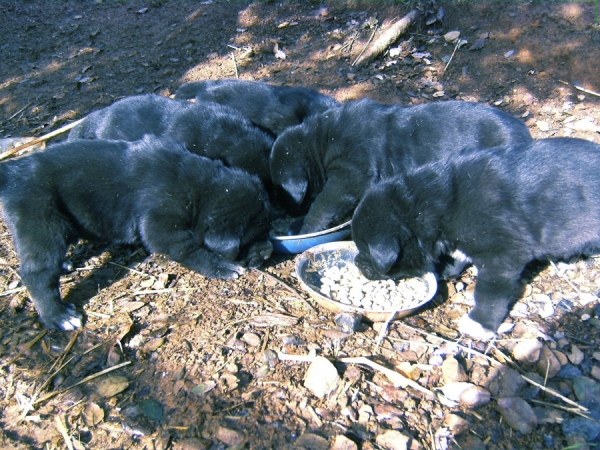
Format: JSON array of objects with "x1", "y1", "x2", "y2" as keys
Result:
[
  {"x1": 441, "y1": 356, "x2": 468, "y2": 384},
  {"x1": 536, "y1": 345, "x2": 562, "y2": 378},
  {"x1": 443, "y1": 413, "x2": 470, "y2": 436},
  {"x1": 443, "y1": 31, "x2": 461, "y2": 42},
  {"x1": 460, "y1": 385, "x2": 491, "y2": 408},
  {"x1": 563, "y1": 417, "x2": 600, "y2": 443},
  {"x1": 242, "y1": 332, "x2": 261, "y2": 347},
  {"x1": 294, "y1": 433, "x2": 329, "y2": 450},
  {"x1": 331, "y1": 435, "x2": 358, "y2": 450},
  {"x1": 375, "y1": 430, "x2": 411, "y2": 450},
  {"x1": 568, "y1": 345, "x2": 585, "y2": 365},
  {"x1": 591, "y1": 366, "x2": 600, "y2": 380},
  {"x1": 439, "y1": 382, "x2": 475, "y2": 402},
  {"x1": 318, "y1": 263, "x2": 431, "y2": 311},
  {"x1": 512, "y1": 340, "x2": 543, "y2": 364},
  {"x1": 304, "y1": 356, "x2": 340, "y2": 399},
  {"x1": 496, "y1": 397, "x2": 538, "y2": 434},
  {"x1": 215, "y1": 426, "x2": 245, "y2": 446},
  {"x1": 572, "y1": 376, "x2": 600, "y2": 405},
  {"x1": 173, "y1": 438, "x2": 210, "y2": 450}
]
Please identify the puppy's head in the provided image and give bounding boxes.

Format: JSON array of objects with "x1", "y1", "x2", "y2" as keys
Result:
[
  {"x1": 270, "y1": 125, "x2": 313, "y2": 212},
  {"x1": 353, "y1": 182, "x2": 433, "y2": 280},
  {"x1": 203, "y1": 170, "x2": 272, "y2": 262}
]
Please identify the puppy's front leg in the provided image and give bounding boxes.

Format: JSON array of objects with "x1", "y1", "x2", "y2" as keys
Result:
[
  {"x1": 457, "y1": 265, "x2": 522, "y2": 340},
  {"x1": 300, "y1": 178, "x2": 359, "y2": 234},
  {"x1": 20, "y1": 265, "x2": 82, "y2": 331}
]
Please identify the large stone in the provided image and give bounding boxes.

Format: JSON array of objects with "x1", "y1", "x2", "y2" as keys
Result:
[{"x1": 496, "y1": 397, "x2": 538, "y2": 434}]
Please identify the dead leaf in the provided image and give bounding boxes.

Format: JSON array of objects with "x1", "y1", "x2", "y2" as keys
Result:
[
  {"x1": 469, "y1": 37, "x2": 486, "y2": 51},
  {"x1": 83, "y1": 402, "x2": 104, "y2": 427}
]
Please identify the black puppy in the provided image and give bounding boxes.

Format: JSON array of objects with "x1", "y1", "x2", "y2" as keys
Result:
[
  {"x1": 0, "y1": 136, "x2": 272, "y2": 330},
  {"x1": 352, "y1": 138, "x2": 600, "y2": 339},
  {"x1": 174, "y1": 79, "x2": 339, "y2": 136},
  {"x1": 68, "y1": 94, "x2": 275, "y2": 184},
  {"x1": 270, "y1": 99, "x2": 533, "y2": 235}
]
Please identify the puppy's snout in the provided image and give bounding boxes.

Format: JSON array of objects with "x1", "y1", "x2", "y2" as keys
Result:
[{"x1": 356, "y1": 262, "x2": 375, "y2": 280}]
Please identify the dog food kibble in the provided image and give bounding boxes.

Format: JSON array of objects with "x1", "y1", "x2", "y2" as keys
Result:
[{"x1": 318, "y1": 263, "x2": 429, "y2": 311}]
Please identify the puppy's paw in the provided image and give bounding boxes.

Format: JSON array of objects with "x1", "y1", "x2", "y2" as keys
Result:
[
  {"x1": 40, "y1": 303, "x2": 83, "y2": 331},
  {"x1": 457, "y1": 315, "x2": 496, "y2": 340},
  {"x1": 214, "y1": 261, "x2": 246, "y2": 280},
  {"x1": 245, "y1": 241, "x2": 273, "y2": 268}
]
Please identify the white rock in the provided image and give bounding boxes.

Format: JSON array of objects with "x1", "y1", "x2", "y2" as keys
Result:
[
  {"x1": 512, "y1": 340, "x2": 543, "y2": 364},
  {"x1": 439, "y1": 382, "x2": 475, "y2": 402},
  {"x1": 376, "y1": 430, "x2": 411, "y2": 450},
  {"x1": 304, "y1": 356, "x2": 340, "y2": 399},
  {"x1": 444, "y1": 31, "x2": 461, "y2": 42},
  {"x1": 460, "y1": 385, "x2": 491, "y2": 408}
]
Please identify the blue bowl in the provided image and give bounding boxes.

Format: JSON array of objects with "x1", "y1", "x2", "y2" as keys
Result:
[{"x1": 270, "y1": 219, "x2": 352, "y2": 254}]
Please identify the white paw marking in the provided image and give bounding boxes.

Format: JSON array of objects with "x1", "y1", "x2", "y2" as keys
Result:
[
  {"x1": 457, "y1": 315, "x2": 496, "y2": 340},
  {"x1": 450, "y1": 249, "x2": 471, "y2": 264}
]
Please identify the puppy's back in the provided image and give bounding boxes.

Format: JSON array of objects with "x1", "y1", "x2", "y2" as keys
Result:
[
  {"x1": 174, "y1": 79, "x2": 339, "y2": 135},
  {"x1": 68, "y1": 94, "x2": 186, "y2": 141}
]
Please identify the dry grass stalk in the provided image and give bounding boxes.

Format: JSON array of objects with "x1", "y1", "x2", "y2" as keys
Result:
[
  {"x1": 34, "y1": 361, "x2": 131, "y2": 406},
  {"x1": 396, "y1": 322, "x2": 591, "y2": 414},
  {"x1": 0, "y1": 119, "x2": 84, "y2": 161},
  {"x1": 55, "y1": 414, "x2": 75, "y2": 450},
  {"x1": 4, "y1": 330, "x2": 49, "y2": 367}
]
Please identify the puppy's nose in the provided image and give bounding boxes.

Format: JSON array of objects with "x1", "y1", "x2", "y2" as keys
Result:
[{"x1": 357, "y1": 263, "x2": 374, "y2": 279}]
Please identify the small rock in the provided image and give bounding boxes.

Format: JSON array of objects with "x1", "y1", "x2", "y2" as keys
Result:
[
  {"x1": 331, "y1": 435, "x2": 358, "y2": 450},
  {"x1": 242, "y1": 332, "x2": 261, "y2": 347},
  {"x1": 536, "y1": 344, "x2": 562, "y2": 378},
  {"x1": 439, "y1": 382, "x2": 474, "y2": 402},
  {"x1": 568, "y1": 345, "x2": 585, "y2": 365},
  {"x1": 375, "y1": 430, "x2": 411, "y2": 450},
  {"x1": 138, "y1": 399, "x2": 163, "y2": 421},
  {"x1": 304, "y1": 356, "x2": 340, "y2": 399},
  {"x1": 460, "y1": 385, "x2": 491, "y2": 408},
  {"x1": 512, "y1": 339, "x2": 543, "y2": 364},
  {"x1": 142, "y1": 337, "x2": 165, "y2": 353},
  {"x1": 443, "y1": 413, "x2": 470, "y2": 436},
  {"x1": 215, "y1": 426, "x2": 245, "y2": 446},
  {"x1": 562, "y1": 417, "x2": 600, "y2": 442},
  {"x1": 579, "y1": 292, "x2": 598, "y2": 306},
  {"x1": 536, "y1": 120, "x2": 550, "y2": 132},
  {"x1": 83, "y1": 402, "x2": 104, "y2": 427},
  {"x1": 573, "y1": 376, "x2": 600, "y2": 405},
  {"x1": 591, "y1": 366, "x2": 600, "y2": 380},
  {"x1": 294, "y1": 433, "x2": 329, "y2": 450},
  {"x1": 444, "y1": 31, "x2": 460, "y2": 42},
  {"x1": 504, "y1": 50, "x2": 515, "y2": 58},
  {"x1": 173, "y1": 438, "x2": 210, "y2": 450},
  {"x1": 441, "y1": 356, "x2": 468, "y2": 384},
  {"x1": 496, "y1": 397, "x2": 538, "y2": 434}
]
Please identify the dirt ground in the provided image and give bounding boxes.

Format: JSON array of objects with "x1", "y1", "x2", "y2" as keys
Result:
[{"x1": 1, "y1": 1, "x2": 600, "y2": 449}]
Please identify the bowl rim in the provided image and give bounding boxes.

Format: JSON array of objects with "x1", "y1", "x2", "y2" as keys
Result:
[
  {"x1": 295, "y1": 241, "x2": 438, "y2": 320},
  {"x1": 270, "y1": 219, "x2": 352, "y2": 241}
]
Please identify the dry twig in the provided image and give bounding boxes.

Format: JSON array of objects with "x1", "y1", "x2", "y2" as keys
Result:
[
  {"x1": 353, "y1": 9, "x2": 421, "y2": 67},
  {"x1": 0, "y1": 119, "x2": 84, "y2": 161}
]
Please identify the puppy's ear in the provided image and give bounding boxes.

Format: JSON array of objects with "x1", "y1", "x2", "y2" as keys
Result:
[
  {"x1": 369, "y1": 236, "x2": 400, "y2": 275},
  {"x1": 205, "y1": 229, "x2": 240, "y2": 261},
  {"x1": 281, "y1": 166, "x2": 308, "y2": 205}
]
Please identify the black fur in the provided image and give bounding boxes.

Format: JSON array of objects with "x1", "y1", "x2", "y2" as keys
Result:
[
  {"x1": 69, "y1": 94, "x2": 275, "y2": 183},
  {"x1": 174, "y1": 79, "x2": 339, "y2": 136},
  {"x1": 352, "y1": 138, "x2": 600, "y2": 338},
  {"x1": 270, "y1": 99, "x2": 533, "y2": 234},
  {"x1": 0, "y1": 136, "x2": 272, "y2": 330}
]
